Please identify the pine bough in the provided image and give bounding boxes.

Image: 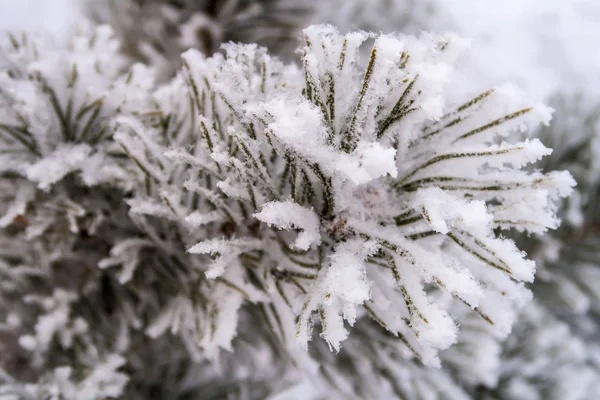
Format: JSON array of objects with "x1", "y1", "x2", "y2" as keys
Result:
[{"x1": 0, "y1": 23, "x2": 574, "y2": 399}]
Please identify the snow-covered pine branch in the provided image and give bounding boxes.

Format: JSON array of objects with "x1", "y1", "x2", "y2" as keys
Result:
[
  {"x1": 0, "y1": 13, "x2": 579, "y2": 398},
  {"x1": 116, "y1": 24, "x2": 574, "y2": 371},
  {"x1": 0, "y1": 25, "x2": 161, "y2": 399},
  {"x1": 0, "y1": 26, "x2": 274, "y2": 397},
  {"x1": 0, "y1": 23, "x2": 155, "y2": 239}
]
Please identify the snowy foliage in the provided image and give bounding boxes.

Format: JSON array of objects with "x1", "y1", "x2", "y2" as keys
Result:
[
  {"x1": 0, "y1": 11, "x2": 581, "y2": 400},
  {"x1": 115, "y1": 24, "x2": 572, "y2": 369},
  {"x1": 0, "y1": 25, "x2": 151, "y2": 399}
]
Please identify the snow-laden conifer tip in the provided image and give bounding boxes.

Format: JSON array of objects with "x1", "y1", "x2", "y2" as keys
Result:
[{"x1": 0, "y1": 19, "x2": 580, "y2": 399}]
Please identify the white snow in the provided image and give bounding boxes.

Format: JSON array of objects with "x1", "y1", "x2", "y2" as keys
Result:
[{"x1": 254, "y1": 200, "x2": 321, "y2": 250}]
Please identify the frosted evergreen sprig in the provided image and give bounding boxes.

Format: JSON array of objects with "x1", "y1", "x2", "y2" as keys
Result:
[
  {"x1": 0, "y1": 25, "x2": 279, "y2": 399},
  {"x1": 116, "y1": 25, "x2": 574, "y2": 368},
  {"x1": 0, "y1": 25, "x2": 158, "y2": 398},
  {"x1": 0, "y1": 20, "x2": 579, "y2": 399}
]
